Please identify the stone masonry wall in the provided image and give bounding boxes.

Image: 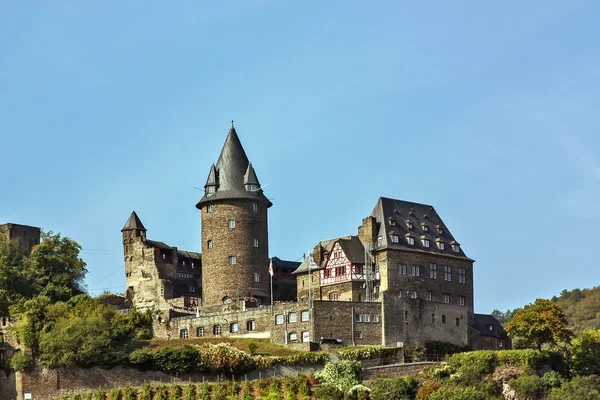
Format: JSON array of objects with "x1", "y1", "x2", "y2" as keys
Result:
[
  {"x1": 376, "y1": 248, "x2": 474, "y2": 323},
  {"x1": 0, "y1": 224, "x2": 40, "y2": 256},
  {"x1": 200, "y1": 200, "x2": 270, "y2": 307},
  {"x1": 312, "y1": 301, "x2": 382, "y2": 346},
  {"x1": 382, "y1": 292, "x2": 469, "y2": 347}
]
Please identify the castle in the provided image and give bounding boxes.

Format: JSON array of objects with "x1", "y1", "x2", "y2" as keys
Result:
[{"x1": 123, "y1": 124, "x2": 509, "y2": 351}]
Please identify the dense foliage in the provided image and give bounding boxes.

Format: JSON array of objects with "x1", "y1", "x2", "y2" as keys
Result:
[
  {"x1": 0, "y1": 231, "x2": 87, "y2": 316},
  {"x1": 314, "y1": 360, "x2": 361, "y2": 392},
  {"x1": 505, "y1": 299, "x2": 574, "y2": 350},
  {"x1": 11, "y1": 294, "x2": 152, "y2": 366}
]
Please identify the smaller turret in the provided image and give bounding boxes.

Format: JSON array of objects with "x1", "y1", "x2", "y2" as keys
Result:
[{"x1": 121, "y1": 211, "x2": 146, "y2": 243}]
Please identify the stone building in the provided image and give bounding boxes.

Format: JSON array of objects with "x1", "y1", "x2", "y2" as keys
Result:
[
  {"x1": 0, "y1": 223, "x2": 40, "y2": 256},
  {"x1": 125, "y1": 123, "x2": 507, "y2": 351}
]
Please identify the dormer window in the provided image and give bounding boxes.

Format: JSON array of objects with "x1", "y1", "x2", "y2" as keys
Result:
[
  {"x1": 391, "y1": 235, "x2": 399, "y2": 243},
  {"x1": 438, "y1": 241, "x2": 445, "y2": 250},
  {"x1": 436, "y1": 226, "x2": 443, "y2": 234},
  {"x1": 406, "y1": 221, "x2": 414, "y2": 229},
  {"x1": 423, "y1": 239, "x2": 430, "y2": 248},
  {"x1": 452, "y1": 243, "x2": 460, "y2": 252},
  {"x1": 389, "y1": 220, "x2": 396, "y2": 226},
  {"x1": 246, "y1": 184, "x2": 258, "y2": 192},
  {"x1": 377, "y1": 236, "x2": 382, "y2": 247},
  {"x1": 406, "y1": 235, "x2": 415, "y2": 245},
  {"x1": 206, "y1": 186, "x2": 216, "y2": 194},
  {"x1": 422, "y1": 224, "x2": 429, "y2": 232}
]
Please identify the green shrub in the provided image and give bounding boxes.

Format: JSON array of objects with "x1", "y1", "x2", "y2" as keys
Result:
[
  {"x1": 370, "y1": 377, "x2": 418, "y2": 400},
  {"x1": 122, "y1": 387, "x2": 136, "y2": 400},
  {"x1": 182, "y1": 384, "x2": 196, "y2": 400},
  {"x1": 313, "y1": 384, "x2": 344, "y2": 400},
  {"x1": 128, "y1": 347, "x2": 154, "y2": 369},
  {"x1": 428, "y1": 386, "x2": 492, "y2": 400},
  {"x1": 241, "y1": 380, "x2": 253, "y2": 400},
  {"x1": 347, "y1": 384, "x2": 371, "y2": 400},
  {"x1": 509, "y1": 374, "x2": 545, "y2": 400},
  {"x1": 83, "y1": 394, "x2": 93, "y2": 400},
  {"x1": 153, "y1": 346, "x2": 202, "y2": 376},
  {"x1": 93, "y1": 390, "x2": 107, "y2": 400},
  {"x1": 154, "y1": 385, "x2": 168, "y2": 400},
  {"x1": 10, "y1": 351, "x2": 33, "y2": 372},
  {"x1": 213, "y1": 383, "x2": 227, "y2": 400},
  {"x1": 548, "y1": 375, "x2": 600, "y2": 400},
  {"x1": 169, "y1": 385, "x2": 182, "y2": 400},
  {"x1": 198, "y1": 382, "x2": 210, "y2": 400},
  {"x1": 248, "y1": 342, "x2": 258, "y2": 356},
  {"x1": 140, "y1": 384, "x2": 152, "y2": 400},
  {"x1": 424, "y1": 341, "x2": 468, "y2": 357},
  {"x1": 448, "y1": 351, "x2": 496, "y2": 375},
  {"x1": 416, "y1": 381, "x2": 441, "y2": 400},
  {"x1": 199, "y1": 343, "x2": 254, "y2": 373},
  {"x1": 108, "y1": 389, "x2": 121, "y2": 400},
  {"x1": 338, "y1": 346, "x2": 399, "y2": 361},
  {"x1": 315, "y1": 360, "x2": 361, "y2": 392},
  {"x1": 542, "y1": 371, "x2": 564, "y2": 389}
]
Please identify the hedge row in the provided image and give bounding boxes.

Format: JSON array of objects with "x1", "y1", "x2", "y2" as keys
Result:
[{"x1": 447, "y1": 349, "x2": 564, "y2": 375}]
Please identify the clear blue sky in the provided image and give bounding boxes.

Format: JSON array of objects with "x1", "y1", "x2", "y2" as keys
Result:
[{"x1": 1, "y1": 1, "x2": 599, "y2": 314}]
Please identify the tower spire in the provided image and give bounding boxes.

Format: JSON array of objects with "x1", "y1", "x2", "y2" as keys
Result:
[{"x1": 121, "y1": 211, "x2": 146, "y2": 232}]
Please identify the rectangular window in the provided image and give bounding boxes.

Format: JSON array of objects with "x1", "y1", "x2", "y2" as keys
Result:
[
  {"x1": 229, "y1": 256, "x2": 237, "y2": 265},
  {"x1": 329, "y1": 292, "x2": 340, "y2": 301},
  {"x1": 437, "y1": 227, "x2": 443, "y2": 234},
  {"x1": 288, "y1": 332, "x2": 297, "y2": 341},
  {"x1": 196, "y1": 327, "x2": 205, "y2": 337},
  {"x1": 456, "y1": 318, "x2": 460, "y2": 327},
  {"x1": 411, "y1": 265, "x2": 420, "y2": 277},
  {"x1": 444, "y1": 265, "x2": 452, "y2": 281},
  {"x1": 302, "y1": 331, "x2": 310, "y2": 343},
  {"x1": 377, "y1": 236, "x2": 382, "y2": 247},
  {"x1": 458, "y1": 295, "x2": 465, "y2": 306},
  {"x1": 362, "y1": 313, "x2": 370, "y2": 322},
  {"x1": 372, "y1": 314, "x2": 379, "y2": 322},
  {"x1": 300, "y1": 311, "x2": 309, "y2": 322},
  {"x1": 443, "y1": 293, "x2": 450, "y2": 304},
  {"x1": 431, "y1": 314, "x2": 435, "y2": 323},
  {"x1": 426, "y1": 291, "x2": 432, "y2": 301},
  {"x1": 410, "y1": 291, "x2": 418, "y2": 299},
  {"x1": 404, "y1": 310, "x2": 408, "y2": 319},
  {"x1": 189, "y1": 286, "x2": 195, "y2": 292},
  {"x1": 423, "y1": 239, "x2": 430, "y2": 247},
  {"x1": 275, "y1": 314, "x2": 284, "y2": 325},
  {"x1": 407, "y1": 237, "x2": 415, "y2": 245},
  {"x1": 228, "y1": 219, "x2": 236, "y2": 229},
  {"x1": 429, "y1": 263, "x2": 437, "y2": 279},
  {"x1": 230, "y1": 323, "x2": 238, "y2": 333},
  {"x1": 207, "y1": 240, "x2": 213, "y2": 249},
  {"x1": 207, "y1": 204, "x2": 213, "y2": 213},
  {"x1": 355, "y1": 314, "x2": 361, "y2": 322},
  {"x1": 423, "y1": 225, "x2": 429, "y2": 232},
  {"x1": 247, "y1": 320, "x2": 256, "y2": 331},
  {"x1": 442, "y1": 315, "x2": 447, "y2": 324},
  {"x1": 253, "y1": 272, "x2": 260, "y2": 283},
  {"x1": 438, "y1": 241, "x2": 445, "y2": 250},
  {"x1": 407, "y1": 222, "x2": 413, "y2": 229},
  {"x1": 253, "y1": 238, "x2": 259, "y2": 247},
  {"x1": 389, "y1": 220, "x2": 396, "y2": 226},
  {"x1": 213, "y1": 325, "x2": 222, "y2": 335},
  {"x1": 288, "y1": 312, "x2": 297, "y2": 323},
  {"x1": 391, "y1": 235, "x2": 399, "y2": 243},
  {"x1": 179, "y1": 328, "x2": 188, "y2": 339},
  {"x1": 354, "y1": 331, "x2": 363, "y2": 339},
  {"x1": 397, "y1": 263, "x2": 407, "y2": 275},
  {"x1": 452, "y1": 244, "x2": 460, "y2": 252},
  {"x1": 458, "y1": 268, "x2": 466, "y2": 284},
  {"x1": 252, "y1": 203, "x2": 258, "y2": 212}
]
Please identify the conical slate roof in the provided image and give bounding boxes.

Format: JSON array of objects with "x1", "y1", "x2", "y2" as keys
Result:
[
  {"x1": 121, "y1": 211, "x2": 147, "y2": 232},
  {"x1": 196, "y1": 124, "x2": 271, "y2": 208},
  {"x1": 244, "y1": 163, "x2": 260, "y2": 186}
]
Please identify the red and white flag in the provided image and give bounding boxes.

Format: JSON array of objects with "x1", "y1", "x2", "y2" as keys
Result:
[{"x1": 268, "y1": 258, "x2": 274, "y2": 276}]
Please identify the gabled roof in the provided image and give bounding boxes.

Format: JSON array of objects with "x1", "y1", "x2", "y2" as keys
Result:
[
  {"x1": 205, "y1": 163, "x2": 218, "y2": 187},
  {"x1": 470, "y1": 314, "x2": 508, "y2": 339},
  {"x1": 177, "y1": 250, "x2": 202, "y2": 260},
  {"x1": 121, "y1": 211, "x2": 147, "y2": 232},
  {"x1": 271, "y1": 256, "x2": 301, "y2": 270},
  {"x1": 244, "y1": 163, "x2": 260, "y2": 186},
  {"x1": 196, "y1": 124, "x2": 272, "y2": 208},
  {"x1": 371, "y1": 197, "x2": 472, "y2": 260},
  {"x1": 336, "y1": 236, "x2": 365, "y2": 264},
  {"x1": 292, "y1": 236, "x2": 353, "y2": 274}
]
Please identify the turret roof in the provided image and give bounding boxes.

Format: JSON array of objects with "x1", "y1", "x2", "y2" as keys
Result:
[{"x1": 121, "y1": 211, "x2": 147, "y2": 232}]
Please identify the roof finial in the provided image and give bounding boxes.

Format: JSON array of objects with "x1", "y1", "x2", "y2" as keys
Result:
[{"x1": 231, "y1": 120, "x2": 234, "y2": 127}]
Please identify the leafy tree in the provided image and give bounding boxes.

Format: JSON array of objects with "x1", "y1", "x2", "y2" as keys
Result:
[
  {"x1": 491, "y1": 309, "x2": 516, "y2": 326},
  {"x1": 505, "y1": 299, "x2": 574, "y2": 350},
  {"x1": 570, "y1": 329, "x2": 600, "y2": 376},
  {"x1": 548, "y1": 375, "x2": 600, "y2": 400}
]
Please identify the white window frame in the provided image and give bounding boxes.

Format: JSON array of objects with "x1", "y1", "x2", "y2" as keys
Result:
[
  {"x1": 301, "y1": 311, "x2": 309, "y2": 322},
  {"x1": 397, "y1": 263, "x2": 407, "y2": 275},
  {"x1": 442, "y1": 294, "x2": 450, "y2": 304},
  {"x1": 371, "y1": 314, "x2": 379, "y2": 323},
  {"x1": 213, "y1": 325, "x2": 222, "y2": 335},
  {"x1": 207, "y1": 204, "x2": 213, "y2": 213},
  {"x1": 423, "y1": 239, "x2": 430, "y2": 247},
  {"x1": 179, "y1": 328, "x2": 188, "y2": 339},
  {"x1": 288, "y1": 312, "x2": 297, "y2": 323},
  {"x1": 247, "y1": 320, "x2": 256, "y2": 331},
  {"x1": 207, "y1": 240, "x2": 213, "y2": 249},
  {"x1": 407, "y1": 236, "x2": 415, "y2": 245},
  {"x1": 439, "y1": 241, "x2": 445, "y2": 250},
  {"x1": 458, "y1": 296, "x2": 465, "y2": 306},
  {"x1": 275, "y1": 314, "x2": 284, "y2": 325},
  {"x1": 252, "y1": 203, "x2": 258, "y2": 212},
  {"x1": 391, "y1": 235, "x2": 399, "y2": 243},
  {"x1": 410, "y1": 291, "x2": 418, "y2": 299},
  {"x1": 458, "y1": 267, "x2": 466, "y2": 284},
  {"x1": 444, "y1": 265, "x2": 452, "y2": 281},
  {"x1": 362, "y1": 313, "x2": 370, "y2": 322},
  {"x1": 429, "y1": 263, "x2": 437, "y2": 279},
  {"x1": 426, "y1": 291, "x2": 432, "y2": 301},
  {"x1": 229, "y1": 256, "x2": 237, "y2": 265},
  {"x1": 228, "y1": 219, "x2": 236, "y2": 229},
  {"x1": 411, "y1": 265, "x2": 420, "y2": 277},
  {"x1": 288, "y1": 332, "x2": 297, "y2": 341},
  {"x1": 253, "y1": 272, "x2": 260, "y2": 283},
  {"x1": 302, "y1": 331, "x2": 310, "y2": 343},
  {"x1": 354, "y1": 314, "x2": 361, "y2": 322},
  {"x1": 253, "y1": 238, "x2": 259, "y2": 247},
  {"x1": 197, "y1": 327, "x2": 205, "y2": 337},
  {"x1": 230, "y1": 323, "x2": 238, "y2": 333}
]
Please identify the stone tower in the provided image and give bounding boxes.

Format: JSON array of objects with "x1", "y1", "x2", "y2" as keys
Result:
[{"x1": 196, "y1": 123, "x2": 272, "y2": 308}]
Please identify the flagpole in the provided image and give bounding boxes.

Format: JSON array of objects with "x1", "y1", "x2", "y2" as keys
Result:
[{"x1": 269, "y1": 257, "x2": 274, "y2": 314}]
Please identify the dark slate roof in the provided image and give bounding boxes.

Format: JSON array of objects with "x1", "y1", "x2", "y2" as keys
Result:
[
  {"x1": 197, "y1": 124, "x2": 272, "y2": 208},
  {"x1": 177, "y1": 250, "x2": 202, "y2": 260},
  {"x1": 171, "y1": 278, "x2": 201, "y2": 297},
  {"x1": 470, "y1": 314, "x2": 509, "y2": 339},
  {"x1": 371, "y1": 197, "x2": 472, "y2": 260},
  {"x1": 145, "y1": 239, "x2": 172, "y2": 250},
  {"x1": 121, "y1": 211, "x2": 147, "y2": 232},
  {"x1": 292, "y1": 236, "x2": 352, "y2": 274},
  {"x1": 205, "y1": 163, "x2": 217, "y2": 186},
  {"x1": 271, "y1": 256, "x2": 301, "y2": 270},
  {"x1": 272, "y1": 278, "x2": 297, "y2": 302},
  {"x1": 244, "y1": 163, "x2": 260, "y2": 186},
  {"x1": 249, "y1": 288, "x2": 270, "y2": 298},
  {"x1": 337, "y1": 236, "x2": 365, "y2": 264}
]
